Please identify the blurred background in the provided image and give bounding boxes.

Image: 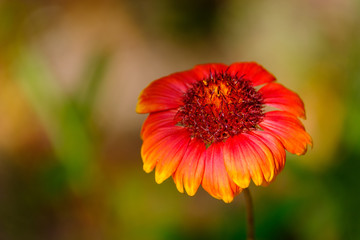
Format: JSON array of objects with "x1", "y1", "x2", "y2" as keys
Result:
[{"x1": 0, "y1": 0, "x2": 359, "y2": 239}]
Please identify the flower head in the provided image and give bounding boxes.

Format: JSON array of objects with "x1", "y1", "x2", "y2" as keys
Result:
[{"x1": 136, "y1": 62, "x2": 312, "y2": 203}]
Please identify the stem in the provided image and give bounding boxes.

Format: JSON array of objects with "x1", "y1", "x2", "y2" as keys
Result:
[{"x1": 243, "y1": 188, "x2": 255, "y2": 240}]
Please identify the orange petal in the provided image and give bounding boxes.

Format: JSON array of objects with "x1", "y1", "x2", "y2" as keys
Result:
[
  {"x1": 224, "y1": 134, "x2": 275, "y2": 186},
  {"x1": 202, "y1": 142, "x2": 241, "y2": 203},
  {"x1": 223, "y1": 136, "x2": 251, "y2": 188},
  {"x1": 154, "y1": 128, "x2": 191, "y2": 184},
  {"x1": 136, "y1": 70, "x2": 199, "y2": 114},
  {"x1": 172, "y1": 138, "x2": 206, "y2": 196},
  {"x1": 250, "y1": 130, "x2": 286, "y2": 175},
  {"x1": 259, "y1": 83, "x2": 306, "y2": 119},
  {"x1": 141, "y1": 126, "x2": 183, "y2": 173},
  {"x1": 227, "y1": 62, "x2": 276, "y2": 86},
  {"x1": 259, "y1": 111, "x2": 312, "y2": 155}
]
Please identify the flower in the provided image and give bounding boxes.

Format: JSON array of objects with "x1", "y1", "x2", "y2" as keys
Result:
[{"x1": 136, "y1": 62, "x2": 312, "y2": 203}]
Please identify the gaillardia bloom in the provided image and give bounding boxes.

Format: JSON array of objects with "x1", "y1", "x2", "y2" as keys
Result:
[{"x1": 136, "y1": 62, "x2": 312, "y2": 203}]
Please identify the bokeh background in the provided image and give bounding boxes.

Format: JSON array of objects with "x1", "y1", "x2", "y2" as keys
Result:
[{"x1": 0, "y1": 0, "x2": 359, "y2": 239}]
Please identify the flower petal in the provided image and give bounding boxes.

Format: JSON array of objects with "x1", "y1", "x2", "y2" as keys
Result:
[
  {"x1": 136, "y1": 70, "x2": 199, "y2": 114},
  {"x1": 141, "y1": 126, "x2": 177, "y2": 173},
  {"x1": 193, "y1": 63, "x2": 228, "y2": 79},
  {"x1": 173, "y1": 139, "x2": 206, "y2": 196},
  {"x1": 140, "y1": 110, "x2": 177, "y2": 140},
  {"x1": 141, "y1": 124, "x2": 190, "y2": 178},
  {"x1": 202, "y1": 142, "x2": 241, "y2": 203},
  {"x1": 153, "y1": 128, "x2": 190, "y2": 184},
  {"x1": 224, "y1": 133, "x2": 275, "y2": 187},
  {"x1": 227, "y1": 62, "x2": 276, "y2": 86},
  {"x1": 259, "y1": 111, "x2": 312, "y2": 155},
  {"x1": 259, "y1": 83, "x2": 306, "y2": 119},
  {"x1": 250, "y1": 130, "x2": 286, "y2": 175},
  {"x1": 223, "y1": 136, "x2": 251, "y2": 188}
]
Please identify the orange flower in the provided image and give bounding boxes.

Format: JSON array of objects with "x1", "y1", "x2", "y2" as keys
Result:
[{"x1": 136, "y1": 62, "x2": 312, "y2": 203}]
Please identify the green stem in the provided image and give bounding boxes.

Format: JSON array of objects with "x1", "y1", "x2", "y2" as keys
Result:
[{"x1": 243, "y1": 188, "x2": 255, "y2": 240}]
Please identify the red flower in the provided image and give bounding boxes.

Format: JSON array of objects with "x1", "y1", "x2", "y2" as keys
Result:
[{"x1": 136, "y1": 62, "x2": 312, "y2": 203}]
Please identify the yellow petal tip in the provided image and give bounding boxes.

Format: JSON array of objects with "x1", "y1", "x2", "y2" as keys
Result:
[{"x1": 143, "y1": 164, "x2": 154, "y2": 173}]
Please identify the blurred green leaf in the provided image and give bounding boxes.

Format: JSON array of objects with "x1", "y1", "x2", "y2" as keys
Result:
[
  {"x1": 13, "y1": 47, "x2": 95, "y2": 192},
  {"x1": 77, "y1": 50, "x2": 110, "y2": 119}
]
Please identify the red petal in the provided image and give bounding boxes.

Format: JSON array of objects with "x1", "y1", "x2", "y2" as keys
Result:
[
  {"x1": 141, "y1": 126, "x2": 190, "y2": 181},
  {"x1": 193, "y1": 63, "x2": 228, "y2": 79},
  {"x1": 136, "y1": 70, "x2": 199, "y2": 114},
  {"x1": 259, "y1": 83, "x2": 306, "y2": 119},
  {"x1": 172, "y1": 139, "x2": 206, "y2": 196},
  {"x1": 250, "y1": 130, "x2": 286, "y2": 176},
  {"x1": 202, "y1": 142, "x2": 241, "y2": 203},
  {"x1": 227, "y1": 62, "x2": 276, "y2": 86},
  {"x1": 259, "y1": 111, "x2": 312, "y2": 155},
  {"x1": 224, "y1": 134, "x2": 275, "y2": 186},
  {"x1": 140, "y1": 110, "x2": 177, "y2": 139}
]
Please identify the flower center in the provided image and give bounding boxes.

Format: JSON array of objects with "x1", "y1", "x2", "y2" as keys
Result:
[{"x1": 175, "y1": 72, "x2": 264, "y2": 145}]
